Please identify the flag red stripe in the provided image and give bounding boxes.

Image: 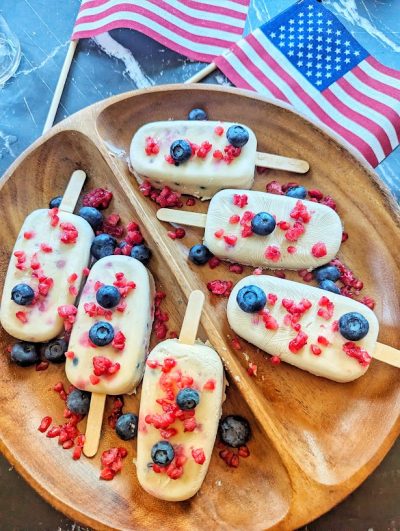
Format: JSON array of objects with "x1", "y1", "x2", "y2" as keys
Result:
[
  {"x1": 246, "y1": 37, "x2": 379, "y2": 166},
  {"x1": 77, "y1": 0, "x2": 247, "y2": 21},
  {"x1": 76, "y1": 5, "x2": 241, "y2": 42},
  {"x1": 214, "y1": 55, "x2": 258, "y2": 93},
  {"x1": 323, "y1": 88, "x2": 392, "y2": 157},
  {"x1": 73, "y1": 19, "x2": 217, "y2": 62},
  {"x1": 352, "y1": 65, "x2": 400, "y2": 100},
  {"x1": 233, "y1": 38, "x2": 290, "y2": 103},
  {"x1": 366, "y1": 55, "x2": 400, "y2": 81},
  {"x1": 336, "y1": 77, "x2": 400, "y2": 143}
]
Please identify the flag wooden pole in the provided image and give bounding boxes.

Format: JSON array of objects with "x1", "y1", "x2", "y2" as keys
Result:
[
  {"x1": 184, "y1": 62, "x2": 217, "y2": 84},
  {"x1": 42, "y1": 40, "x2": 78, "y2": 134}
]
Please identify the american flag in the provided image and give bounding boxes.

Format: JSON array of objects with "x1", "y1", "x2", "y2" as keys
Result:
[
  {"x1": 215, "y1": 0, "x2": 400, "y2": 167},
  {"x1": 72, "y1": 0, "x2": 250, "y2": 63}
]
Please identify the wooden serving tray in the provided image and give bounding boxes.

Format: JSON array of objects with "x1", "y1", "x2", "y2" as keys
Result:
[{"x1": 0, "y1": 85, "x2": 399, "y2": 530}]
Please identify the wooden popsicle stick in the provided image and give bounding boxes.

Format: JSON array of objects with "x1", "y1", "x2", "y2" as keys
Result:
[
  {"x1": 179, "y1": 290, "x2": 205, "y2": 346},
  {"x1": 374, "y1": 342, "x2": 400, "y2": 368},
  {"x1": 256, "y1": 152, "x2": 309, "y2": 174},
  {"x1": 157, "y1": 208, "x2": 207, "y2": 228},
  {"x1": 59, "y1": 170, "x2": 86, "y2": 213},
  {"x1": 83, "y1": 393, "x2": 107, "y2": 457}
]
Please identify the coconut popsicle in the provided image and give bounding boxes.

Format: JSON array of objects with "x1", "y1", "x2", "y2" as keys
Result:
[
  {"x1": 227, "y1": 275, "x2": 380, "y2": 382},
  {"x1": 136, "y1": 291, "x2": 225, "y2": 501},
  {"x1": 130, "y1": 121, "x2": 309, "y2": 200},
  {"x1": 0, "y1": 171, "x2": 94, "y2": 342},
  {"x1": 65, "y1": 254, "x2": 155, "y2": 457},
  {"x1": 158, "y1": 189, "x2": 343, "y2": 270},
  {"x1": 65, "y1": 255, "x2": 155, "y2": 395}
]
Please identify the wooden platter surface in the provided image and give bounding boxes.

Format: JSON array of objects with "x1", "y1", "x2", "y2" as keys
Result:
[{"x1": 0, "y1": 85, "x2": 399, "y2": 530}]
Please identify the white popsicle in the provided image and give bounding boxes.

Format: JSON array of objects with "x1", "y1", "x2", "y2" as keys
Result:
[
  {"x1": 0, "y1": 171, "x2": 94, "y2": 342},
  {"x1": 158, "y1": 189, "x2": 343, "y2": 270},
  {"x1": 227, "y1": 275, "x2": 380, "y2": 382},
  {"x1": 66, "y1": 255, "x2": 155, "y2": 395},
  {"x1": 136, "y1": 291, "x2": 225, "y2": 501},
  {"x1": 130, "y1": 121, "x2": 309, "y2": 199}
]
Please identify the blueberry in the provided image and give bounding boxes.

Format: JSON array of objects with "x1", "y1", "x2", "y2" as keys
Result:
[
  {"x1": 176, "y1": 388, "x2": 200, "y2": 410},
  {"x1": 44, "y1": 338, "x2": 68, "y2": 363},
  {"x1": 49, "y1": 195, "x2": 62, "y2": 209},
  {"x1": 313, "y1": 265, "x2": 340, "y2": 282},
  {"x1": 11, "y1": 283, "x2": 34, "y2": 306},
  {"x1": 151, "y1": 441, "x2": 175, "y2": 466},
  {"x1": 66, "y1": 389, "x2": 91, "y2": 415},
  {"x1": 130, "y1": 244, "x2": 151, "y2": 265},
  {"x1": 90, "y1": 234, "x2": 117, "y2": 260},
  {"x1": 188, "y1": 244, "x2": 211, "y2": 265},
  {"x1": 237, "y1": 285, "x2": 266, "y2": 313},
  {"x1": 339, "y1": 312, "x2": 369, "y2": 341},
  {"x1": 226, "y1": 125, "x2": 249, "y2": 148},
  {"x1": 319, "y1": 279, "x2": 341, "y2": 294},
  {"x1": 10, "y1": 342, "x2": 40, "y2": 367},
  {"x1": 219, "y1": 415, "x2": 251, "y2": 448},
  {"x1": 251, "y1": 212, "x2": 276, "y2": 236},
  {"x1": 188, "y1": 108, "x2": 208, "y2": 121},
  {"x1": 286, "y1": 186, "x2": 307, "y2": 199},
  {"x1": 89, "y1": 321, "x2": 115, "y2": 346},
  {"x1": 96, "y1": 285, "x2": 121, "y2": 309},
  {"x1": 78, "y1": 206, "x2": 103, "y2": 231},
  {"x1": 115, "y1": 413, "x2": 138, "y2": 440},
  {"x1": 170, "y1": 139, "x2": 192, "y2": 164}
]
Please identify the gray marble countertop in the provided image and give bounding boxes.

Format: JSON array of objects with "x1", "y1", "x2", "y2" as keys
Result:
[{"x1": 0, "y1": 1, "x2": 399, "y2": 530}]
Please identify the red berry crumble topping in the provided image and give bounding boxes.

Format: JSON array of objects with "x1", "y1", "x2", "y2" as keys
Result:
[
  {"x1": 233, "y1": 193, "x2": 248, "y2": 208},
  {"x1": 290, "y1": 200, "x2": 311, "y2": 223},
  {"x1": 343, "y1": 342, "x2": 372, "y2": 367},
  {"x1": 264, "y1": 245, "x2": 281, "y2": 262},
  {"x1": 207, "y1": 279, "x2": 233, "y2": 297},
  {"x1": 311, "y1": 242, "x2": 327, "y2": 258},
  {"x1": 100, "y1": 447, "x2": 128, "y2": 480},
  {"x1": 317, "y1": 296, "x2": 334, "y2": 321},
  {"x1": 145, "y1": 136, "x2": 160, "y2": 155},
  {"x1": 82, "y1": 188, "x2": 113, "y2": 210},
  {"x1": 289, "y1": 330, "x2": 308, "y2": 353},
  {"x1": 59, "y1": 222, "x2": 79, "y2": 244}
]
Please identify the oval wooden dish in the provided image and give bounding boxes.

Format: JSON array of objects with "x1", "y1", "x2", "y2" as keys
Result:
[{"x1": 0, "y1": 85, "x2": 399, "y2": 530}]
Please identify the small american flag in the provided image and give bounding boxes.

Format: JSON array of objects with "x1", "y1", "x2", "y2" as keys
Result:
[
  {"x1": 215, "y1": 0, "x2": 400, "y2": 167},
  {"x1": 72, "y1": 0, "x2": 250, "y2": 63}
]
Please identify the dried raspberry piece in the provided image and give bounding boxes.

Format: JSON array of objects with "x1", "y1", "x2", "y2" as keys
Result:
[
  {"x1": 259, "y1": 309, "x2": 279, "y2": 330},
  {"x1": 310, "y1": 345, "x2": 322, "y2": 356},
  {"x1": 267, "y1": 293, "x2": 278, "y2": 306},
  {"x1": 213, "y1": 149, "x2": 223, "y2": 160},
  {"x1": 83, "y1": 188, "x2": 113, "y2": 210},
  {"x1": 247, "y1": 362, "x2": 258, "y2": 376},
  {"x1": 317, "y1": 296, "x2": 334, "y2": 321},
  {"x1": 93, "y1": 356, "x2": 121, "y2": 377},
  {"x1": 277, "y1": 221, "x2": 290, "y2": 231},
  {"x1": 208, "y1": 256, "x2": 221, "y2": 269},
  {"x1": 342, "y1": 232, "x2": 349, "y2": 243},
  {"x1": 241, "y1": 225, "x2": 253, "y2": 238},
  {"x1": 223, "y1": 235, "x2": 237, "y2": 246},
  {"x1": 361, "y1": 296, "x2": 375, "y2": 310},
  {"x1": 38, "y1": 416, "x2": 52, "y2": 433},
  {"x1": 229, "y1": 215, "x2": 240, "y2": 224},
  {"x1": 229, "y1": 263, "x2": 243, "y2": 274},
  {"x1": 207, "y1": 280, "x2": 233, "y2": 297},
  {"x1": 343, "y1": 342, "x2": 372, "y2": 367},
  {"x1": 24, "y1": 231, "x2": 35, "y2": 239},
  {"x1": 214, "y1": 125, "x2": 224, "y2": 136},
  {"x1": 60, "y1": 222, "x2": 79, "y2": 244},
  {"x1": 112, "y1": 331, "x2": 126, "y2": 351},
  {"x1": 214, "y1": 229, "x2": 224, "y2": 238},
  {"x1": 289, "y1": 330, "x2": 308, "y2": 353},
  {"x1": 265, "y1": 180, "x2": 283, "y2": 195},
  {"x1": 186, "y1": 197, "x2": 196, "y2": 206},
  {"x1": 192, "y1": 448, "x2": 206, "y2": 464},
  {"x1": 308, "y1": 189, "x2": 323, "y2": 200},
  {"x1": 264, "y1": 245, "x2": 281, "y2": 262},
  {"x1": 311, "y1": 242, "x2": 327, "y2": 258},
  {"x1": 285, "y1": 221, "x2": 305, "y2": 242},
  {"x1": 320, "y1": 196, "x2": 337, "y2": 210},
  {"x1": 317, "y1": 335, "x2": 329, "y2": 346},
  {"x1": 145, "y1": 136, "x2": 160, "y2": 155},
  {"x1": 287, "y1": 246, "x2": 297, "y2": 254},
  {"x1": 290, "y1": 200, "x2": 311, "y2": 223},
  {"x1": 232, "y1": 194, "x2": 248, "y2": 208},
  {"x1": 40, "y1": 243, "x2": 53, "y2": 253},
  {"x1": 270, "y1": 356, "x2": 281, "y2": 365},
  {"x1": 274, "y1": 270, "x2": 286, "y2": 279},
  {"x1": 203, "y1": 379, "x2": 216, "y2": 390}
]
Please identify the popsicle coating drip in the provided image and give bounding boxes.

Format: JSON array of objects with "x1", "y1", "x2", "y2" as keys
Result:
[
  {"x1": 204, "y1": 190, "x2": 342, "y2": 269},
  {"x1": 0, "y1": 209, "x2": 94, "y2": 342},
  {"x1": 136, "y1": 339, "x2": 224, "y2": 501},
  {"x1": 66, "y1": 255, "x2": 155, "y2": 395},
  {"x1": 227, "y1": 275, "x2": 379, "y2": 382},
  {"x1": 130, "y1": 121, "x2": 257, "y2": 199}
]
